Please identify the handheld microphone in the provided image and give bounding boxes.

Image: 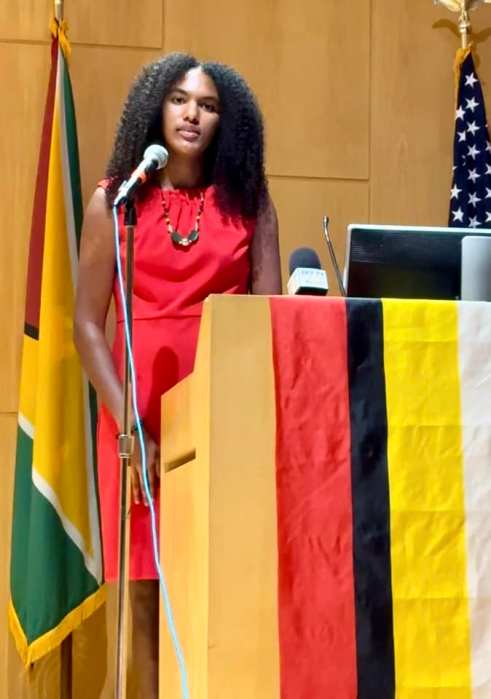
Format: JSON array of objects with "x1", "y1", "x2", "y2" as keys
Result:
[
  {"x1": 287, "y1": 247, "x2": 328, "y2": 296},
  {"x1": 114, "y1": 144, "x2": 169, "y2": 207}
]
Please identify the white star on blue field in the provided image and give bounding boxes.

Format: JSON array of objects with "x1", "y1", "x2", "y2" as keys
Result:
[{"x1": 449, "y1": 53, "x2": 491, "y2": 229}]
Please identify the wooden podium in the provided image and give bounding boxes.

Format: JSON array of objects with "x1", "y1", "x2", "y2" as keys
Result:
[{"x1": 159, "y1": 295, "x2": 280, "y2": 699}]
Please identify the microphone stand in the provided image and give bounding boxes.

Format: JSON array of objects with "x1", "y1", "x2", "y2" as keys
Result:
[
  {"x1": 115, "y1": 197, "x2": 136, "y2": 699},
  {"x1": 322, "y1": 215, "x2": 346, "y2": 296}
]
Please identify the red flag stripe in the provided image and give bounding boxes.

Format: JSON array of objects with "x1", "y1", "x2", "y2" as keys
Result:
[
  {"x1": 270, "y1": 297, "x2": 357, "y2": 698},
  {"x1": 24, "y1": 38, "x2": 59, "y2": 334}
]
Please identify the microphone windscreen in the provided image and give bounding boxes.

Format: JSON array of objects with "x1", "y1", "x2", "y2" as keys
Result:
[
  {"x1": 143, "y1": 144, "x2": 169, "y2": 169},
  {"x1": 289, "y1": 247, "x2": 322, "y2": 275}
]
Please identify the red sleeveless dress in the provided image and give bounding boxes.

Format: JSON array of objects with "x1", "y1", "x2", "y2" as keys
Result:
[{"x1": 97, "y1": 183, "x2": 254, "y2": 580}]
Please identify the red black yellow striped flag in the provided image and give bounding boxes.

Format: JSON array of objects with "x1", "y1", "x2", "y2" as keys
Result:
[
  {"x1": 9, "y1": 18, "x2": 105, "y2": 666},
  {"x1": 271, "y1": 296, "x2": 491, "y2": 697}
]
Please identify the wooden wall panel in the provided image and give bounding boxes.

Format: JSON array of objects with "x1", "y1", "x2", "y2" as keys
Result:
[
  {"x1": 0, "y1": 1, "x2": 162, "y2": 48},
  {"x1": 370, "y1": 2, "x2": 491, "y2": 226},
  {"x1": 70, "y1": 47, "x2": 162, "y2": 201},
  {"x1": 71, "y1": 585, "x2": 139, "y2": 699},
  {"x1": 164, "y1": 0, "x2": 370, "y2": 179},
  {"x1": 0, "y1": 44, "x2": 50, "y2": 413},
  {"x1": 67, "y1": 2, "x2": 163, "y2": 49},
  {"x1": 8, "y1": 635, "x2": 61, "y2": 699},
  {"x1": 0, "y1": 1, "x2": 52, "y2": 42},
  {"x1": 269, "y1": 177, "x2": 370, "y2": 294}
]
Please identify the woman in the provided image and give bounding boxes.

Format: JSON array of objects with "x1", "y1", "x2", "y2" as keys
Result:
[{"x1": 74, "y1": 52, "x2": 281, "y2": 697}]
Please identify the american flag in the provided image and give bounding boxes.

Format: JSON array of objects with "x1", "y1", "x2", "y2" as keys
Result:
[{"x1": 449, "y1": 52, "x2": 491, "y2": 228}]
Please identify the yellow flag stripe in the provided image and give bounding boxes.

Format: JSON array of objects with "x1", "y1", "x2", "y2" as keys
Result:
[
  {"x1": 18, "y1": 334, "x2": 38, "y2": 428},
  {"x1": 383, "y1": 299, "x2": 471, "y2": 695},
  {"x1": 458, "y1": 302, "x2": 491, "y2": 695},
  {"x1": 58, "y1": 51, "x2": 102, "y2": 581},
  {"x1": 32, "y1": 62, "x2": 93, "y2": 560}
]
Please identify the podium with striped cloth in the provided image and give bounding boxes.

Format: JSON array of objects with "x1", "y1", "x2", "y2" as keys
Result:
[{"x1": 159, "y1": 294, "x2": 491, "y2": 699}]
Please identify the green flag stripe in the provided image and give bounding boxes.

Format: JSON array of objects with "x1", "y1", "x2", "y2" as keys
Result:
[
  {"x1": 11, "y1": 426, "x2": 99, "y2": 643},
  {"x1": 10, "y1": 425, "x2": 34, "y2": 612},
  {"x1": 60, "y1": 51, "x2": 83, "y2": 249}
]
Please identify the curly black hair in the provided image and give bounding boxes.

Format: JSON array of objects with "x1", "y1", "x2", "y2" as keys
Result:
[{"x1": 105, "y1": 52, "x2": 268, "y2": 219}]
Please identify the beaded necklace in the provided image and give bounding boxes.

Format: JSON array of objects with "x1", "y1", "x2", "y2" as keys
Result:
[{"x1": 160, "y1": 189, "x2": 205, "y2": 247}]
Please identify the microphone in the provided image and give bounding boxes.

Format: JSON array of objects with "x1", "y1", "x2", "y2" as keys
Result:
[
  {"x1": 114, "y1": 144, "x2": 169, "y2": 207},
  {"x1": 287, "y1": 247, "x2": 328, "y2": 296}
]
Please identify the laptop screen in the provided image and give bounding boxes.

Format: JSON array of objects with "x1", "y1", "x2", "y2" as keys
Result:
[{"x1": 343, "y1": 224, "x2": 491, "y2": 300}]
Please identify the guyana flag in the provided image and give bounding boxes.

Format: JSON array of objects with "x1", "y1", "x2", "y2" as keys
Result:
[
  {"x1": 9, "y1": 18, "x2": 105, "y2": 666},
  {"x1": 270, "y1": 296, "x2": 491, "y2": 697}
]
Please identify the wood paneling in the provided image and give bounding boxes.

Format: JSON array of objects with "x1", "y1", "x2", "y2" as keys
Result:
[
  {"x1": 269, "y1": 177, "x2": 370, "y2": 294},
  {"x1": 164, "y1": 0, "x2": 370, "y2": 179},
  {"x1": 0, "y1": 1, "x2": 51, "y2": 42},
  {"x1": 370, "y1": 1, "x2": 491, "y2": 225},
  {"x1": 160, "y1": 297, "x2": 279, "y2": 698},
  {"x1": 70, "y1": 47, "x2": 162, "y2": 202},
  {"x1": 0, "y1": 1, "x2": 162, "y2": 49},
  {"x1": 71, "y1": 585, "x2": 139, "y2": 699},
  {"x1": 370, "y1": 1, "x2": 454, "y2": 225},
  {"x1": 8, "y1": 635, "x2": 61, "y2": 699},
  {"x1": 0, "y1": 44, "x2": 50, "y2": 412},
  {"x1": 67, "y1": 2, "x2": 163, "y2": 49}
]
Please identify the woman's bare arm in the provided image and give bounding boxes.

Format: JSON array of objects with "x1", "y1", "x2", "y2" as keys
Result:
[
  {"x1": 74, "y1": 188, "x2": 124, "y2": 426},
  {"x1": 74, "y1": 188, "x2": 159, "y2": 503},
  {"x1": 250, "y1": 196, "x2": 282, "y2": 295}
]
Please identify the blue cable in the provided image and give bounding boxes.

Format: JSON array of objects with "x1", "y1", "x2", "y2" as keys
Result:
[{"x1": 112, "y1": 206, "x2": 190, "y2": 699}]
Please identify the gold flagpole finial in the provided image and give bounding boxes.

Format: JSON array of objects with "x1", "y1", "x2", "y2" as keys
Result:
[
  {"x1": 433, "y1": 0, "x2": 487, "y2": 48},
  {"x1": 50, "y1": 0, "x2": 71, "y2": 58},
  {"x1": 459, "y1": 5, "x2": 472, "y2": 48},
  {"x1": 55, "y1": 0, "x2": 63, "y2": 22}
]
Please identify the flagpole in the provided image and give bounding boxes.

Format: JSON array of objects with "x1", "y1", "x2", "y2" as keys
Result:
[
  {"x1": 51, "y1": 0, "x2": 75, "y2": 693},
  {"x1": 458, "y1": 2, "x2": 471, "y2": 49},
  {"x1": 55, "y1": 0, "x2": 63, "y2": 22},
  {"x1": 115, "y1": 201, "x2": 135, "y2": 699},
  {"x1": 51, "y1": 0, "x2": 133, "y2": 694},
  {"x1": 433, "y1": 0, "x2": 489, "y2": 49}
]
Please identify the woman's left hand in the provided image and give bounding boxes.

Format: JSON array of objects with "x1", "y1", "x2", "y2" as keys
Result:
[{"x1": 131, "y1": 429, "x2": 160, "y2": 506}]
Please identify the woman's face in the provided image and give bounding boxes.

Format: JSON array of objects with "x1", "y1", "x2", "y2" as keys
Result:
[{"x1": 162, "y1": 67, "x2": 220, "y2": 159}]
